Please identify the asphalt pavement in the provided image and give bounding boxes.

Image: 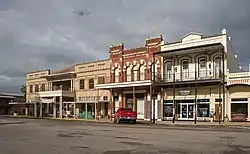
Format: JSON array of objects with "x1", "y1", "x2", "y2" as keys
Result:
[{"x1": 1, "y1": 117, "x2": 250, "y2": 154}]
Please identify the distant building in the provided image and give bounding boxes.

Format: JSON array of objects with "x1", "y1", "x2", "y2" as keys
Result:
[
  {"x1": 0, "y1": 92, "x2": 26, "y2": 115},
  {"x1": 26, "y1": 60, "x2": 110, "y2": 119}
]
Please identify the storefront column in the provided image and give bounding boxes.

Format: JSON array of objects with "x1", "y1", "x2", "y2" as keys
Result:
[
  {"x1": 95, "y1": 102, "x2": 97, "y2": 120},
  {"x1": 59, "y1": 96, "x2": 63, "y2": 119},
  {"x1": 248, "y1": 98, "x2": 250, "y2": 121},
  {"x1": 119, "y1": 94, "x2": 122, "y2": 107},
  {"x1": 39, "y1": 102, "x2": 43, "y2": 117},
  {"x1": 53, "y1": 97, "x2": 57, "y2": 118},
  {"x1": 226, "y1": 90, "x2": 231, "y2": 121},
  {"x1": 34, "y1": 103, "x2": 37, "y2": 118},
  {"x1": 133, "y1": 86, "x2": 136, "y2": 111},
  {"x1": 25, "y1": 106, "x2": 28, "y2": 116},
  {"x1": 110, "y1": 89, "x2": 113, "y2": 119},
  {"x1": 85, "y1": 103, "x2": 88, "y2": 119},
  {"x1": 73, "y1": 103, "x2": 76, "y2": 119}
]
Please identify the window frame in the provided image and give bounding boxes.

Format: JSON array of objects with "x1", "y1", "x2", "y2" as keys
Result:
[
  {"x1": 79, "y1": 79, "x2": 85, "y2": 90},
  {"x1": 88, "y1": 78, "x2": 95, "y2": 89}
]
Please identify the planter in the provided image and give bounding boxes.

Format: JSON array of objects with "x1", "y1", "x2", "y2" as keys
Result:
[{"x1": 224, "y1": 117, "x2": 229, "y2": 123}]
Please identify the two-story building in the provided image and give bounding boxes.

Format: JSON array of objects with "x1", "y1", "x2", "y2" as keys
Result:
[
  {"x1": 74, "y1": 60, "x2": 110, "y2": 119},
  {"x1": 26, "y1": 60, "x2": 110, "y2": 119},
  {"x1": 227, "y1": 71, "x2": 250, "y2": 122},
  {"x1": 96, "y1": 36, "x2": 163, "y2": 122},
  {"x1": 153, "y1": 29, "x2": 240, "y2": 123}
]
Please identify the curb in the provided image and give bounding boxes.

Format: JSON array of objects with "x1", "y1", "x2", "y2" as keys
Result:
[{"x1": 8, "y1": 116, "x2": 250, "y2": 128}]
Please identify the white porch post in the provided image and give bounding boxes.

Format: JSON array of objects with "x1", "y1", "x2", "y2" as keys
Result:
[
  {"x1": 39, "y1": 102, "x2": 43, "y2": 117},
  {"x1": 53, "y1": 96, "x2": 56, "y2": 118},
  {"x1": 59, "y1": 96, "x2": 63, "y2": 119},
  {"x1": 74, "y1": 103, "x2": 76, "y2": 119},
  {"x1": 95, "y1": 102, "x2": 97, "y2": 120},
  {"x1": 34, "y1": 103, "x2": 37, "y2": 118},
  {"x1": 248, "y1": 98, "x2": 250, "y2": 121},
  {"x1": 25, "y1": 106, "x2": 28, "y2": 116},
  {"x1": 85, "y1": 103, "x2": 88, "y2": 119}
]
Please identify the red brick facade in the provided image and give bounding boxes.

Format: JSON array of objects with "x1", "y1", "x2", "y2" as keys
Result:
[
  {"x1": 109, "y1": 36, "x2": 163, "y2": 82},
  {"x1": 107, "y1": 36, "x2": 164, "y2": 120}
]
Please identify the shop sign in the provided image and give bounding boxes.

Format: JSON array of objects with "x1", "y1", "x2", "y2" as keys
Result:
[
  {"x1": 179, "y1": 89, "x2": 190, "y2": 95},
  {"x1": 79, "y1": 96, "x2": 100, "y2": 102}
]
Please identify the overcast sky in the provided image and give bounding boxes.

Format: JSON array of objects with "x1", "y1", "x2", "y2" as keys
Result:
[{"x1": 0, "y1": 0, "x2": 250, "y2": 93}]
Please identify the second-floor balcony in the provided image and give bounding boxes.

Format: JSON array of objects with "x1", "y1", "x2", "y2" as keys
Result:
[
  {"x1": 37, "y1": 85, "x2": 75, "y2": 97},
  {"x1": 155, "y1": 70, "x2": 224, "y2": 85},
  {"x1": 96, "y1": 73, "x2": 154, "y2": 89}
]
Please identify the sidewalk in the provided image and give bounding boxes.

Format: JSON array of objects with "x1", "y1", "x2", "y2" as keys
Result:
[
  {"x1": 9, "y1": 115, "x2": 250, "y2": 128},
  {"x1": 155, "y1": 120, "x2": 250, "y2": 128}
]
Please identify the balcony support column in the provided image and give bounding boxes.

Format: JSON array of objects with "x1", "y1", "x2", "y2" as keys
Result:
[
  {"x1": 172, "y1": 55, "x2": 176, "y2": 123},
  {"x1": 222, "y1": 49, "x2": 226, "y2": 121},
  {"x1": 133, "y1": 86, "x2": 136, "y2": 112},
  {"x1": 59, "y1": 96, "x2": 63, "y2": 119},
  {"x1": 53, "y1": 97, "x2": 57, "y2": 118},
  {"x1": 39, "y1": 102, "x2": 43, "y2": 117},
  {"x1": 34, "y1": 102, "x2": 37, "y2": 118}
]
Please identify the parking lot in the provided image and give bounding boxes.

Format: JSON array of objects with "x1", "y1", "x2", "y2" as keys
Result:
[{"x1": 1, "y1": 117, "x2": 250, "y2": 154}]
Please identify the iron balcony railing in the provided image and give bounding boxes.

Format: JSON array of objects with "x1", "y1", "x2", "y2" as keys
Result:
[
  {"x1": 38, "y1": 85, "x2": 74, "y2": 92},
  {"x1": 96, "y1": 73, "x2": 158, "y2": 84},
  {"x1": 157, "y1": 70, "x2": 224, "y2": 83}
]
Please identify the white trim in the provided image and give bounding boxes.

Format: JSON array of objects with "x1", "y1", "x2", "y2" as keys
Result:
[
  {"x1": 231, "y1": 101, "x2": 248, "y2": 104},
  {"x1": 161, "y1": 35, "x2": 225, "y2": 52},
  {"x1": 123, "y1": 90, "x2": 146, "y2": 94},
  {"x1": 96, "y1": 80, "x2": 152, "y2": 89}
]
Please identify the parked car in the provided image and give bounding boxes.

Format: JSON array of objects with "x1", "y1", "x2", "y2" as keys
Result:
[{"x1": 114, "y1": 107, "x2": 137, "y2": 124}]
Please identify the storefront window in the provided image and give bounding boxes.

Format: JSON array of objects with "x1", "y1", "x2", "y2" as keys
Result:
[
  {"x1": 163, "y1": 104, "x2": 173, "y2": 118},
  {"x1": 197, "y1": 104, "x2": 210, "y2": 117}
]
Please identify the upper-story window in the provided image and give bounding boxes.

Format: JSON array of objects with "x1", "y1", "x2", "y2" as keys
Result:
[
  {"x1": 79, "y1": 79, "x2": 85, "y2": 89},
  {"x1": 198, "y1": 57, "x2": 207, "y2": 77},
  {"x1": 181, "y1": 60, "x2": 189, "y2": 79},
  {"x1": 98, "y1": 76, "x2": 105, "y2": 84},
  {"x1": 139, "y1": 65, "x2": 145, "y2": 80},
  {"x1": 114, "y1": 68, "x2": 119, "y2": 83},
  {"x1": 214, "y1": 56, "x2": 222, "y2": 77},
  {"x1": 40, "y1": 84, "x2": 45, "y2": 92},
  {"x1": 35, "y1": 84, "x2": 39, "y2": 92},
  {"x1": 29, "y1": 85, "x2": 33, "y2": 93},
  {"x1": 88, "y1": 78, "x2": 94, "y2": 89},
  {"x1": 126, "y1": 66, "x2": 131, "y2": 82},
  {"x1": 132, "y1": 66, "x2": 137, "y2": 81},
  {"x1": 151, "y1": 63, "x2": 157, "y2": 80},
  {"x1": 165, "y1": 61, "x2": 172, "y2": 80}
]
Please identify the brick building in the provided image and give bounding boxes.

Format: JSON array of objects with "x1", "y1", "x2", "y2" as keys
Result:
[{"x1": 96, "y1": 36, "x2": 164, "y2": 121}]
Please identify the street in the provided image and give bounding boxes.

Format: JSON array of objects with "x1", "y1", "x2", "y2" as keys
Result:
[{"x1": 1, "y1": 117, "x2": 250, "y2": 154}]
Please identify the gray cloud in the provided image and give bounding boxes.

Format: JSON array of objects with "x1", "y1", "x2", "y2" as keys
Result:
[{"x1": 0, "y1": 0, "x2": 250, "y2": 93}]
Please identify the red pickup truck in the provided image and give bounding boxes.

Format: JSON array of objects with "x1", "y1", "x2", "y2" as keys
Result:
[{"x1": 114, "y1": 108, "x2": 137, "y2": 124}]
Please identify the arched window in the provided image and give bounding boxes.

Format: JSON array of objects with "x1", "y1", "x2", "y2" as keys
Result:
[
  {"x1": 126, "y1": 66, "x2": 131, "y2": 82},
  {"x1": 114, "y1": 68, "x2": 119, "y2": 83},
  {"x1": 181, "y1": 60, "x2": 189, "y2": 80},
  {"x1": 164, "y1": 61, "x2": 172, "y2": 81},
  {"x1": 198, "y1": 57, "x2": 207, "y2": 78},
  {"x1": 214, "y1": 56, "x2": 221, "y2": 77},
  {"x1": 132, "y1": 66, "x2": 137, "y2": 81},
  {"x1": 139, "y1": 65, "x2": 145, "y2": 80},
  {"x1": 151, "y1": 63, "x2": 157, "y2": 80}
]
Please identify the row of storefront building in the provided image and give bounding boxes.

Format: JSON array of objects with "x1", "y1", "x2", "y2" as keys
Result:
[{"x1": 25, "y1": 29, "x2": 250, "y2": 122}]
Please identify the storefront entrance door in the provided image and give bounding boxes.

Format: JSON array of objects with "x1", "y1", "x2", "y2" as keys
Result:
[{"x1": 181, "y1": 104, "x2": 194, "y2": 120}]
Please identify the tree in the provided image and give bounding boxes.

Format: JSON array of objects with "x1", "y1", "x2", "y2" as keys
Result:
[{"x1": 20, "y1": 85, "x2": 26, "y2": 97}]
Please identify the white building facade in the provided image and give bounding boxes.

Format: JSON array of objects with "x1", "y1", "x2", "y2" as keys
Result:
[{"x1": 153, "y1": 29, "x2": 241, "y2": 123}]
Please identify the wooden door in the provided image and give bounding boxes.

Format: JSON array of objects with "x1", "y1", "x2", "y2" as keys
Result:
[{"x1": 214, "y1": 104, "x2": 222, "y2": 121}]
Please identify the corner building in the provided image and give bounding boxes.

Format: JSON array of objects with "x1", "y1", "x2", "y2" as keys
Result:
[
  {"x1": 96, "y1": 36, "x2": 163, "y2": 121},
  {"x1": 154, "y1": 29, "x2": 241, "y2": 122}
]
